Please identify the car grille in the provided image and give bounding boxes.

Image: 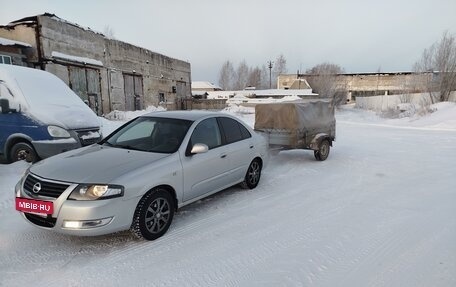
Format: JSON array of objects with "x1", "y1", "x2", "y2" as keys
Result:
[
  {"x1": 76, "y1": 129, "x2": 102, "y2": 146},
  {"x1": 24, "y1": 213, "x2": 56, "y2": 228},
  {"x1": 24, "y1": 174, "x2": 70, "y2": 198}
]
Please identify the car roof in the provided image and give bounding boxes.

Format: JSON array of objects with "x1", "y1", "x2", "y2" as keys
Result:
[{"x1": 141, "y1": 110, "x2": 224, "y2": 121}]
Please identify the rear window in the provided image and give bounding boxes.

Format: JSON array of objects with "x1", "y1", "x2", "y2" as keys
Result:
[{"x1": 218, "y1": 117, "x2": 250, "y2": 144}]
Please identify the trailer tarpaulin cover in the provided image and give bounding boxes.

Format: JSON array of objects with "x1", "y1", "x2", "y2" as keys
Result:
[{"x1": 254, "y1": 100, "x2": 335, "y2": 131}]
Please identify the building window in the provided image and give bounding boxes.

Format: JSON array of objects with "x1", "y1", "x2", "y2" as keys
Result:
[
  {"x1": 0, "y1": 55, "x2": 12, "y2": 65},
  {"x1": 159, "y1": 93, "x2": 165, "y2": 103}
]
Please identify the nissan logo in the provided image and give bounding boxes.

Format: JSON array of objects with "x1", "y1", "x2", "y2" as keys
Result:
[{"x1": 32, "y1": 182, "x2": 41, "y2": 194}]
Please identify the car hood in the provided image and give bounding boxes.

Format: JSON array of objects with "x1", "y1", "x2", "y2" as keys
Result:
[{"x1": 30, "y1": 145, "x2": 170, "y2": 183}]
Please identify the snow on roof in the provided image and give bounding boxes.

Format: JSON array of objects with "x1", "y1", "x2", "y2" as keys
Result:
[
  {"x1": 192, "y1": 81, "x2": 222, "y2": 90},
  {"x1": 206, "y1": 89, "x2": 317, "y2": 100},
  {"x1": 0, "y1": 37, "x2": 31, "y2": 47},
  {"x1": 3, "y1": 13, "x2": 105, "y2": 37},
  {"x1": 51, "y1": 51, "x2": 103, "y2": 67},
  {"x1": 247, "y1": 89, "x2": 317, "y2": 97},
  {"x1": 49, "y1": 15, "x2": 104, "y2": 36}
]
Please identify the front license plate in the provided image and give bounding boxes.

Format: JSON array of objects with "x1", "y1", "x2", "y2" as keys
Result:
[{"x1": 15, "y1": 197, "x2": 54, "y2": 215}]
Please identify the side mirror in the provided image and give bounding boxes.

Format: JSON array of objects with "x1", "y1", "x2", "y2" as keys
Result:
[
  {"x1": 0, "y1": 98, "x2": 10, "y2": 114},
  {"x1": 190, "y1": 143, "x2": 209, "y2": 155}
]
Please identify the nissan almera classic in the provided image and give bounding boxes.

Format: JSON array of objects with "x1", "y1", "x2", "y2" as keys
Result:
[{"x1": 15, "y1": 111, "x2": 268, "y2": 240}]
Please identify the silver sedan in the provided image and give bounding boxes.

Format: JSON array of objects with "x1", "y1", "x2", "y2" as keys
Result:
[{"x1": 15, "y1": 111, "x2": 268, "y2": 240}]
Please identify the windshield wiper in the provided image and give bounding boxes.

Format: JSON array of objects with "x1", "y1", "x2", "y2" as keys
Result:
[{"x1": 112, "y1": 144, "x2": 143, "y2": 151}]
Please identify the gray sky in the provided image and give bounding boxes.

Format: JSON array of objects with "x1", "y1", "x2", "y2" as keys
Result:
[{"x1": 2, "y1": 0, "x2": 456, "y2": 83}]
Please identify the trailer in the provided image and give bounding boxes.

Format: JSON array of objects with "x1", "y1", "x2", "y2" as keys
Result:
[{"x1": 254, "y1": 100, "x2": 336, "y2": 161}]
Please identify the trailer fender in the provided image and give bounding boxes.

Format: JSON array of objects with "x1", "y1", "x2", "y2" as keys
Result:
[{"x1": 309, "y1": 133, "x2": 332, "y2": 150}]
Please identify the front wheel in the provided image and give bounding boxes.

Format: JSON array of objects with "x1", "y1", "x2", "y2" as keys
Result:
[
  {"x1": 314, "y1": 139, "x2": 330, "y2": 161},
  {"x1": 241, "y1": 159, "x2": 262, "y2": 189},
  {"x1": 130, "y1": 188, "x2": 175, "y2": 240},
  {"x1": 10, "y1": 142, "x2": 39, "y2": 163}
]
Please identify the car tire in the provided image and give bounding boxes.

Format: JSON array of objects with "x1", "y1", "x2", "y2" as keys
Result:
[
  {"x1": 314, "y1": 139, "x2": 330, "y2": 161},
  {"x1": 10, "y1": 142, "x2": 39, "y2": 163},
  {"x1": 130, "y1": 188, "x2": 175, "y2": 240},
  {"x1": 241, "y1": 159, "x2": 262, "y2": 189}
]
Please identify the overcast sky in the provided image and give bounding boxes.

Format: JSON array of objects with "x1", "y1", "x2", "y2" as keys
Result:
[{"x1": 2, "y1": 0, "x2": 456, "y2": 83}]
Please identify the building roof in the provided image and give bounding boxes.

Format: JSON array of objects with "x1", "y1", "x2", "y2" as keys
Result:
[
  {"x1": 192, "y1": 81, "x2": 222, "y2": 90},
  {"x1": 0, "y1": 37, "x2": 31, "y2": 47},
  {"x1": 206, "y1": 89, "x2": 317, "y2": 99},
  {"x1": 0, "y1": 13, "x2": 189, "y2": 66}
]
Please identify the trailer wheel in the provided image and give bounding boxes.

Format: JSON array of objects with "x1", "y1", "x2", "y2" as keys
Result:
[{"x1": 314, "y1": 139, "x2": 330, "y2": 161}]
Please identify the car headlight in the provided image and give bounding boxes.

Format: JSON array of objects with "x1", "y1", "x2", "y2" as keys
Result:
[
  {"x1": 48, "y1": 125, "x2": 71, "y2": 138},
  {"x1": 68, "y1": 184, "x2": 124, "y2": 200}
]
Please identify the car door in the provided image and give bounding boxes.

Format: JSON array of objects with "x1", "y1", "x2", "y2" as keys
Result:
[
  {"x1": 217, "y1": 117, "x2": 254, "y2": 182},
  {"x1": 181, "y1": 118, "x2": 232, "y2": 202}
]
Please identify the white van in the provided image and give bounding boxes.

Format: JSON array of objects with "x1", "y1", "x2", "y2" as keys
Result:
[{"x1": 0, "y1": 64, "x2": 101, "y2": 163}]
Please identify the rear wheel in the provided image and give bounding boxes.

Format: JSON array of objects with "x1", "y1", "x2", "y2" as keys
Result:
[
  {"x1": 314, "y1": 139, "x2": 330, "y2": 161},
  {"x1": 10, "y1": 142, "x2": 38, "y2": 163},
  {"x1": 241, "y1": 159, "x2": 262, "y2": 189},
  {"x1": 130, "y1": 188, "x2": 175, "y2": 240}
]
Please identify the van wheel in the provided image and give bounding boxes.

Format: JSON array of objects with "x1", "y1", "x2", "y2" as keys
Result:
[
  {"x1": 130, "y1": 188, "x2": 175, "y2": 240},
  {"x1": 10, "y1": 142, "x2": 38, "y2": 163}
]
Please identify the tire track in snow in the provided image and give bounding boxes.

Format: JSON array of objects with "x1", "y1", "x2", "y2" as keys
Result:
[{"x1": 42, "y1": 188, "x2": 350, "y2": 286}]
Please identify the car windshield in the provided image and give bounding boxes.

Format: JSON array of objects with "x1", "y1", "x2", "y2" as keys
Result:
[{"x1": 102, "y1": 117, "x2": 193, "y2": 153}]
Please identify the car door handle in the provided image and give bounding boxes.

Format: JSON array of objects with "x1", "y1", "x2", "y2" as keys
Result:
[{"x1": 221, "y1": 154, "x2": 227, "y2": 158}]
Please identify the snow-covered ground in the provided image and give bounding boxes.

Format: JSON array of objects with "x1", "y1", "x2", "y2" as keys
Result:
[{"x1": 1, "y1": 103, "x2": 456, "y2": 286}]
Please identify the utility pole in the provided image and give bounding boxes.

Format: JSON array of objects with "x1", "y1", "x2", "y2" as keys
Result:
[{"x1": 268, "y1": 60, "x2": 273, "y2": 89}]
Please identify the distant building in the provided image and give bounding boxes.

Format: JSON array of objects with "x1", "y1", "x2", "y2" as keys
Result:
[
  {"x1": 192, "y1": 81, "x2": 222, "y2": 91},
  {"x1": 0, "y1": 13, "x2": 192, "y2": 114},
  {"x1": 278, "y1": 72, "x2": 434, "y2": 102}
]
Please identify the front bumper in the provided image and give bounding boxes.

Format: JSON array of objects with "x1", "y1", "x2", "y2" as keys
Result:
[
  {"x1": 15, "y1": 174, "x2": 138, "y2": 236},
  {"x1": 32, "y1": 138, "x2": 81, "y2": 159},
  {"x1": 32, "y1": 129, "x2": 102, "y2": 159}
]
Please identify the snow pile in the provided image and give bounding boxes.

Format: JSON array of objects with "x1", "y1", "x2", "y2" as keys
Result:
[
  {"x1": 276, "y1": 95, "x2": 302, "y2": 102},
  {"x1": 338, "y1": 102, "x2": 456, "y2": 131},
  {"x1": 104, "y1": 105, "x2": 166, "y2": 121},
  {"x1": 223, "y1": 104, "x2": 255, "y2": 114},
  {"x1": 226, "y1": 94, "x2": 303, "y2": 106}
]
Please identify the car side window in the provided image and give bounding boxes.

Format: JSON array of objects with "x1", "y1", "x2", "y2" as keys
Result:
[
  {"x1": 190, "y1": 118, "x2": 222, "y2": 149},
  {"x1": 218, "y1": 117, "x2": 249, "y2": 144},
  {"x1": 239, "y1": 122, "x2": 252, "y2": 139}
]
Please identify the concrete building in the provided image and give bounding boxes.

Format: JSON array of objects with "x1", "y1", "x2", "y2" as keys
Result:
[
  {"x1": 278, "y1": 72, "x2": 434, "y2": 102},
  {"x1": 0, "y1": 13, "x2": 192, "y2": 115},
  {"x1": 0, "y1": 37, "x2": 31, "y2": 66}
]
